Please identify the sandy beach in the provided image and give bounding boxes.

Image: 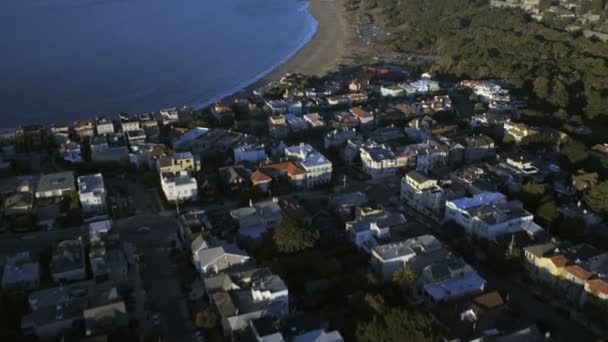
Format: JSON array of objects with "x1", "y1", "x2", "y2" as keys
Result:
[{"x1": 228, "y1": 0, "x2": 356, "y2": 98}]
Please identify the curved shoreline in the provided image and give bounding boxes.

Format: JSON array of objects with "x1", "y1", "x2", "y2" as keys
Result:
[
  {"x1": 191, "y1": 2, "x2": 320, "y2": 109},
  {"x1": 196, "y1": 0, "x2": 353, "y2": 107}
]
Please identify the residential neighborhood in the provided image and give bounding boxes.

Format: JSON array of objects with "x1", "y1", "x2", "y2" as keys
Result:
[{"x1": 0, "y1": 65, "x2": 607, "y2": 342}]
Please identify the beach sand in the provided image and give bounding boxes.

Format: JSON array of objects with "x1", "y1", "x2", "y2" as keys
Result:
[{"x1": 227, "y1": 0, "x2": 356, "y2": 99}]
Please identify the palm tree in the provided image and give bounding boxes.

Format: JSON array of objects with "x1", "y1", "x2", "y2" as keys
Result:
[{"x1": 392, "y1": 265, "x2": 417, "y2": 289}]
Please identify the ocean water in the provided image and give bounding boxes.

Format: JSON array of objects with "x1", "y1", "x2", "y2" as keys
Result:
[{"x1": 0, "y1": 0, "x2": 317, "y2": 127}]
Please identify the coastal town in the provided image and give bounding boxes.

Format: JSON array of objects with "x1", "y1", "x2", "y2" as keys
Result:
[{"x1": 0, "y1": 60, "x2": 608, "y2": 342}]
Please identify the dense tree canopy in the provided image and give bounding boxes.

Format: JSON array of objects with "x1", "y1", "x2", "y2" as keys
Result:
[
  {"x1": 585, "y1": 181, "x2": 608, "y2": 215},
  {"x1": 560, "y1": 140, "x2": 589, "y2": 165},
  {"x1": 346, "y1": 0, "x2": 608, "y2": 122},
  {"x1": 272, "y1": 218, "x2": 320, "y2": 254},
  {"x1": 356, "y1": 308, "x2": 436, "y2": 342}
]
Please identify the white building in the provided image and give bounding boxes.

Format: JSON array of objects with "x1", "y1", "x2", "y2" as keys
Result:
[
  {"x1": 400, "y1": 171, "x2": 446, "y2": 217},
  {"x1": 419, "y1": 255, "x2": 486, "y2": 302},
  {"x1": 284, "y1": 144, "x2": 332, "y2": 188},
  {"x1": 230, "y1": 198, "x2": 283, "y2": 239},
  {"x1": 119, "y1": 117, "x2": 140, "y2": 133},
  {"x1": 77, "y1": 173, "x2": 107, "y2": 216},
  {"x1": 95, "y1": 118, "x2": 115, "y2": 135},
  {"x1": 380, "y1": 84, "x2": 405, "y2": 97},
  {"x1": 160, "y1": 171, "x2": 198, "y2": 202},
  {"x1": 160, "y1": 107, "x2": 180, "y2": 124},
  {"x1": 371, "y1": 235, "x2": 443, "y2": 281},
  {"x1": 346, "y1": 207, "x2": 406, "y2": 253},
  {"x1": 2, "y1": 252, "x2": 40, "y2": 291},
  {"x1": 302, "y1": 113, "x2": 325, "y2": 128},
  {"x1": 359, "y1": 142, "x2": 397, "y2": 179},
  {"x1": 445, "y1": 192, "x2": 506, "y2": 228},
  {"x1": 35, "y1": 172, "x2": 76, "y2": 199},
  {"x1": 284, "y1": 114, "x2": 309, "y2": 132}
]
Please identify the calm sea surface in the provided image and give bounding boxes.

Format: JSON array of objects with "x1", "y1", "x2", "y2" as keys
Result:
[{"x1": 0, "y1": 0, "x2": 316, "y2": 127}]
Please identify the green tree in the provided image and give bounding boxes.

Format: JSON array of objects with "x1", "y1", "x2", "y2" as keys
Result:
[
  {"x1": 356, "y1": 308, "x2": 436, "y2": 342},
  {"x1": 536, "y1": 199, "x2": 560, "y2": 227},
  {"x1": 560, "y1": 140, "x2": 589, "y2": 165},
  {"x1": 195, "y1": 306, "x2": 219, "y2": 329},
  {"x1": 272, "y1": 218, "x2": 319, "y2": 254},
  {"x1": 392, "y1": 265, "x2": 416, "y2": 289},
  {"x1": 585, "y1": 181, "x2": 608, "y2": 215}
]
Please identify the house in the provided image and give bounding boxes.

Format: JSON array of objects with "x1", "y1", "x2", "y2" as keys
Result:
[
  {"x1": 380, "y1": 84, "x2": 405, "y2": 97},
  {"x1": 15, "y1": 125, "x2": 44, "y2": 152},
  {"x1": 409, "y1": 77, "x2": 441, "y2": 94},
  {"x1": 234, "y1": 137, "x2": 267, "y2": 164},
  {"x1": 211, "y1": 103, "x2": 235, "y2": 124},
  {"x1": 359, "y1": 141, "x2": 397, "y2": 179},
  {"x1": 230, "y1": 198, "x2": 283, "y2": 239},
  {"x1": 266, "y1": 100, "x2": 290, "y2": 114},
  {"x1": 78, "y1": 173, "x2": 107, "y2": 216},
  {"x1": 251, "y1": 161, "x2": 306, "y2": 192},
  {"x1": 2, "y1": 252, "x2": 40, "y2": 291},
  {"x1": 324, "y1": 128, "x2": 357, "y2": 149},
  {"x1": 371, "y1": 235, "x2": 443, "y2": 281},
  {"x1": 51, "y1": 238, "x2": 86, "y2": 283},
  {"x1": 572, "y1": 171, "x2": 599, "y2": 192},
  {"x1": 95, "y1": 118, "x2": 115, "y2": 135},
  {"x1": 91, "y1": 146, "x2": 130, "y2": 164},
  {"x1": 302, "y1": 113, "x2": 325, "y2": 129},
  {"x1": 119, "y1": 116, "x2": 140, "y2": 133},
  {"x1": 333, "y1": 111, "x2": 360, "y2": 129},
  {"x1": 279, "y1": 198, "x2": 313, "y2": 227},
  {"x1": 584, "y1": 278, "x2": 608, "y2": 301},
  {"x1": 172, "y1": 127, "x2": 210, "y2": 150},
  {"x1": 218, "y1": 165, "x2": 251, "y2": 192},
  {"x1": 503, "y1": 121, "x2": 538, "y2": 142},
  {"x1": 157, "y1": 152, "x2": 200, "y2": 174},
  {"x1": 419, "y1": 255, "x2": 485, "y2": 303},
  {"x1": 160, "y1": 171, "x2": 198, "y2": 202},
  {"x1": 21, "y1": 281, "x2": 125, "y2": 339},
  {"x1": 160, "y1": 107, "x2": 180, "y2": 124},
  {"x1": 192, "y1": 242, "x2": 251, "y2": 277},
  {"x1": 73, "y1": 121, "x2": 96, "y2": 139},
  {"x1": 284, "y1": 144, "x2": 333, "y2": 188},
  {"x1": 125, "y1": 129, "x2": 146, "y2": 145},
  {"x1": 178, "y1": 211, "x2": 210, "y2": 246},
  {"x1": 369, "y1": 125, "x2": 404, "y2": 143},
  {"x1": 349, "y1": 107, "x2": 374, "y2": 127},
  {"x1": 205, "y1": 268, "x2": 289, "y2": 336},
  {"x1": 401, "y1": 171, "x2": 446, "y2": 217},
  {"x1": 464, "y1": 135, "x2": 496, "y2": 163},
  {"x1": 285, "y1": 114, "x2": 309, "y2": 132},
  {"x1": 4, "y1": 192, "x2": 34, "y2": 216},
  {"x1": 35, "y1": 171, "x2": 76, "y2": 199},
  {"x1": 346, "y1": 206, "x2": 406, "y2": 252},
  {"x1": 326, "y1": 95, "x2": 351, "y2": 107},
  {"x1": 445, "y1": 192, "x2": 506, "y2": 227},
  {"x1": 268, "y1": 115, "x2": 290, "y2": 139}
]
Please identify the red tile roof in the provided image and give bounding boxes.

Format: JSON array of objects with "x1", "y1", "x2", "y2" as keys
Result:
[
  {"x1": 564, "y1": 265, "x2": 594, "y2": 281},
  {"x1": 549, "y1": 255, "x2": 570, "y2": 268},
  {"x1": 350, "y1": 107, "x2": 372, "y2": 119},
  {"x1": 587, "y1": 279, "x2": 608, "y2": 295}
]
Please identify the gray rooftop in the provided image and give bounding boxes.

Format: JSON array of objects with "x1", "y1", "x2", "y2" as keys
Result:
[{"x1": 37, "y1": 171, "x2": 76, "y2": 194}]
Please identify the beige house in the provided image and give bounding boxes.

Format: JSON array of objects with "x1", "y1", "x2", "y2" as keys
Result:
[{"x1": 157, "y1": 152, "x2": 200, "y2": 174}]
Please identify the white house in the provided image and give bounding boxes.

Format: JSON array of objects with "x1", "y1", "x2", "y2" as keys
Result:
[
  {"x1": 160, "y1": 107, "x2": 180, "y2": 124},
  {"x1": 35, "y1": 172, "x2": 76, "y2": 199},
  {"x1": 380, "y1": 84, "x2": 405, "y2": 97},
  {"x1": 230, "y1": 198, "x2": 283, "y2": 239},
  {"x1": 284, "y1": 144, "x2": 332, "y2": 188},
  {"x1": 234, "y1": 138, "x2": 267, "y2": 164},
  {"x1": 346, "y1": 207, "x2": 406, "y2": 253},
  {"x1": 77, "y1": 173, "x2": 107, "y2": 216},
  {"x1": 95, "y1": 118, "x2": 115, "y2": 135},
  {"x1": 400, "y1": 171, "x2": 446, "y2": 217},
  {"x1": 284, "y1": 114, "x2": 309, "y2": 132},
  {"x1": 160, "y1": 171, "x2": 198, "y2": 202},
  {"x1": 371, "y1": 235, "x2": 443, "y2": 281},
  {"x1": 419, "y1": 255, "x2": 486, "y2": 302},
  {"x1": 445, "y1": 192, "x2": 506, "y2": 228},
  {"x1": 359, "y1": 141, "x2": 397, "y2": 179}
]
